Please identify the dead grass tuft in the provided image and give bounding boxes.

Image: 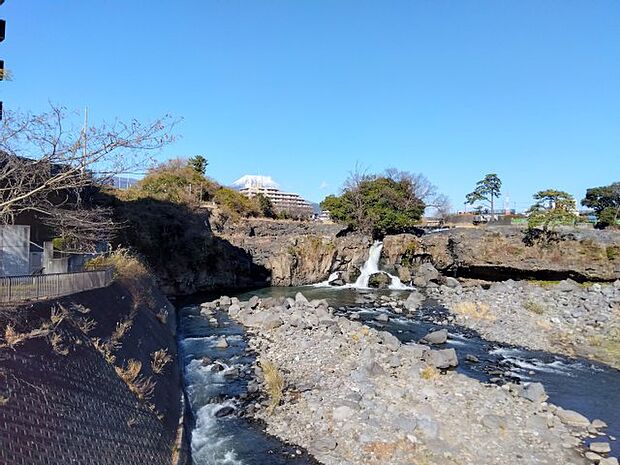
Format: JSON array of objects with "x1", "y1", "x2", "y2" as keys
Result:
[
  {"x1": 112, "y1": 318, "x2": 133, "y2": 342},
  {"x1": 260, "y1": 359, "x2": 284, "y2": 414},
  {"x1": 156, "y1": 309, "x2": 168, "y2": 325},
  {"x1": 75, "y1": 317, "x2": 97, "y2": 334},
  {"x1": 92, "y1": 338, "x2": 117, "y2": 364},
  {"x1": 452, "y1": 301, "x2": 496, "y2": 321},
  {"x1": 115, "y1": 359, "x2": 156, "y2": 401},
  {"x1": 523, "y1": 300, "x2": 545, "y2": 315},
  {"x1": 420, "y1": 365, "x2": 439, "y2": 381},
  {"x1": 49, "y1": 333, "x2": 69, "y2": 356},
  {"x1": 151, "y1": 348, "x2": 172, "y2": 374},
  {"x1": 0, "y1": 394, "x2": 8, "y2": 406},
  {"x1": 86, "y1": 248, "x2": 149, "y2": 279}
]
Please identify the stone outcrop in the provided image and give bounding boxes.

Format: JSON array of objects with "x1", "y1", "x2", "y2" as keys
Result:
[{"x1": 382, "y1": 227, "x2": 620, "y2": 283}]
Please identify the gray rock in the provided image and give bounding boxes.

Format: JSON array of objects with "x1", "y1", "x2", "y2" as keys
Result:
[
  {"x1": 444, "y1": 277, "x2": 461, "y2": 288},
  {"x1": 228, "y1": 304, "x2": 241, "y2": 317},
  {"x1": 519, "y1": 382, "x2": 548, "y2": 403},
  {"x1": 600, "y1": 458, "x2": 619, "y2": 465},
  {"x1": 589, "y1": 442, "x2": 611, "y2": 454},
  {"x1": 555, "y1": 408, "x2": 590, "y2": 428},
  {"x1": 374, "y1": 313, "x2": 389, "y2": 322},
  {"x1": 379, "y1": 331, "x2": 401, "y2": 351},
  {"x1": 424, "y1": 348, "x2": 458, "y2": 369},
  {"x1": 214, "y1": 336, "x2": 229, "y2": 349},
  {"x1": 312, "y1": 437, "x2": 337, "y2": 452},
  {"x1": 368, "y1": 272, "x2": 391, "y2": 289},
  {"x1": 420, "y1": 329, "x2": 448, "y2": 345},
  {"x1": 584, "y1": 452, "x2": 602, "y2": 462},
  {"x1": 248, "y1": 296, "x2": 260, "y2": 309},
  {"x1": 295, "y1": 292, "x2": 309, "y2": 305},
  {"x1": 332, "y1": 405, "x2": 356, "y2": 421},
  {"x1": 219, "y1": 296, "x2": 232, "y2": 306},
  {"x1": 404, "y1": 291, "x2": 424, "y2": 310}
]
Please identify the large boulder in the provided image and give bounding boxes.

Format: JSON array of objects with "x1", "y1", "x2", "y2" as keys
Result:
[
  {"x1": 368, "y1": 272, "x2": 391, "y2": 289},
  {"x1": 424, "y1": 348, "x2": 458, "y2": 369},
  {"x1": 413, "y1": 263, "x2": 440, "y2": 287},
  {"x1": 404, "y1": 291, "x2": 424, "y2": 311}
]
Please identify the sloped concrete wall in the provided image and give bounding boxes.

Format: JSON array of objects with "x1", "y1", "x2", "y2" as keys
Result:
[
  {"x1": 0, "y1": 225, "x2": 30, "y2": 276},
  {"x1": 0, "y1": 278, "x2": 189, "y2": 465}
]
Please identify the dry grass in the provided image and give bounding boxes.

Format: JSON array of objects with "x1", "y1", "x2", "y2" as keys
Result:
[
  {"x1": 116, "y1": 359, "x2": 142, "y2": 383},
  {"x1": 420, "y1": 365, "x2": 439, "y2": 381},
  {"x1": 49, "y1": 333, "x2": 69, "y2": 356},
  {"x1": 523, "y1": 300, "x2": 545, "y2": 315},
  {"x1": 86, "y1": 248, "x2": 149, "y2": 279},
  {"x1": 92, "y1": 338, "x2": 117, "y2": 364},
  {"x1": 588, "y1": 325, "x2": 620, "y2": 370},
  {"x1": 151, "y1": 348, "x2": 172, "y2": 374},
  {"x1": 75, "y1": 317, "x2": 97, "y2": 334},
  {"x1": 112, "y1": 318, "x2": 133, "y2": 341},
  {"x1": 260, "y1": 359, "x2": 284, "y2": 414},
  {"x1": 452, "y1": 301, "x2": 496, "y2": 321},
  {"x1": 50, "y1": 306, "x2": 67, "y2": 325},
  {"x1": 0, "y1": 394, "x2": 8, "y2": 406},
  {"x1": 115, "y1": 359, "x2": 156, "y2": 401},
  {"x1": 155, "y1": 309, "x2": 168, "y2": 325},
  {"x1": 0, "y1": 323, "x2": 51, "y2": 350}
]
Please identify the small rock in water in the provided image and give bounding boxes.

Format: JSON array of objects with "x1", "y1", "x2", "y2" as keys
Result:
[
  {"x1": 465, "y1": 354, "x2": 479, "y2": 363},
  {"x1": 420, "y1": 329, "x2": 448, "y2": 345},
  {"x1": 215, "y1": 406, "x2": 235, "y2": 418},
  {"x1": 592, "y1": 419, "x2": 608, "y2": 429},
  {"x1": 214, "y1": 336, "x2": 229, "y2": 349},
  {"x1": 589, "y1": 442, "x2": 611, "y2": 454},
  {"x1": 555, "y1": 408, "x2": 590, "y2": 428},
  {"x1": 374, "y1": 313, "x2": 389, "y2": 322},
  {"x1": 600, "y1": 458, "x2": 619, "y2": 465}
]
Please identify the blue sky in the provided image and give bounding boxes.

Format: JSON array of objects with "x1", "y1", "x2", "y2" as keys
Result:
[{"x1": 3, "y1": 1, "x2": 619, "y2": 211}]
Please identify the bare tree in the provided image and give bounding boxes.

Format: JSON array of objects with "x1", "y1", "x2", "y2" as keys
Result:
[
  {"x1": 383, "y1": 168, "x2": 450, "y2": 217},
  {"x1": 0, "y1": 105, "x2": 177, "y2": 250}
]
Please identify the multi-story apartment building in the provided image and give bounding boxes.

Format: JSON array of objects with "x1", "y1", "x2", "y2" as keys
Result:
[{"x1": 232, "y1": 175, "x2": 314, "y2": 217}]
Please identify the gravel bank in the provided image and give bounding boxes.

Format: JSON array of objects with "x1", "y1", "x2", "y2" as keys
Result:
[
  {"x1": 427, "y1": 279, "x2": 620, "y2": 369},
  {"x1": 199, "y1": 293, "x2": 620, "y2": 465}
]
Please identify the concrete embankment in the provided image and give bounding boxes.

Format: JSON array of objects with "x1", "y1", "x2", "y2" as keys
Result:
[{"x1": 0, "y1": 274, "x2": 189, "y2": 465}]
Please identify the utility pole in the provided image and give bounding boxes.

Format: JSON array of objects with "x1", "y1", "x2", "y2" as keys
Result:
[{"x1": 0, "y1": 1, "x2": 6, "y2": 119}]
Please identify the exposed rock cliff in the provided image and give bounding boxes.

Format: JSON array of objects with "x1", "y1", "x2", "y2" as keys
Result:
[{"x1": 381, "y1": 227, "x2": 620, "y2": 283}]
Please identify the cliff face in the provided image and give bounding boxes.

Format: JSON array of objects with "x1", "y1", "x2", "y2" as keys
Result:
[
  {"x1": 220, "y1": 219, "x2": 371, "y2": 286},
  {"x1": 381, "y1": 227, "x2": 620, "y2": 282},
  {"x1": 221, "y1": 223, "x2": 620, "y2": 289}
]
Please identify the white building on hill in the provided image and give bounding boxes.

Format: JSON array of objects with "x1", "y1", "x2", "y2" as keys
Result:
[{"x1": 232, "y1": 175, "x2": 313, "y2": 217}]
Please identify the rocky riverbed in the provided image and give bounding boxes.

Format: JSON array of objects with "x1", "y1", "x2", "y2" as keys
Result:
[
  {"x1": 198, "y1": 292, "x2": 619, "y2": 465},
  {"x1": 426, "y1": 279, "x2": 620, "y2": 370}
]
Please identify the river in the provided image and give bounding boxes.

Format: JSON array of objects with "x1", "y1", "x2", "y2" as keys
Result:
[{"x1": 179, "y1": 285, "x2": 620, "y2": 463}]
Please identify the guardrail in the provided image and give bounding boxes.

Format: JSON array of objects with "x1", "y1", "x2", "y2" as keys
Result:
[{"x1": 0, "y1": 268, "x2": 114, "y2": 303}]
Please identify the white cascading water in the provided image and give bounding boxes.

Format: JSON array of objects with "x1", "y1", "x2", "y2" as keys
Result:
[{"x1": 354, "y1": 241, "x2": 410, "y2": 290}]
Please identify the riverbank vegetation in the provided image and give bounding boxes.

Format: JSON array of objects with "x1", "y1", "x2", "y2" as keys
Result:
[{"x1": 321, "y1": 168, "x2": 448, "y2": 237}]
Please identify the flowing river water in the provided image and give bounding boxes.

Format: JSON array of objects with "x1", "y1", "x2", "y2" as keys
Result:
[
  {"x1": 180, "y1": 285, "x2": 620, "y2": 464},
  {"x1": 179, "y1": 242, "x2": 619, "y2": 464}
]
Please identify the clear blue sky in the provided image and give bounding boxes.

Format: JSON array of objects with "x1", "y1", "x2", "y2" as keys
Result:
[{"x1": 3, "y1": 1, "x2": 619, "y2": 211}]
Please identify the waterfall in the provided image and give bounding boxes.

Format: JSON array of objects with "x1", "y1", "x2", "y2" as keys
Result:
[
  {"x1": 354, "y1": 241, "x2": 384, "y2": 287},
  {"x1": 316, "y1": 241, "x2": 410, "y2": 289}
]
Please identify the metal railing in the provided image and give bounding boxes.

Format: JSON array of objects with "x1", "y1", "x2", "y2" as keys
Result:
[{"x1": 0, "y1": 268, "x2": 114, "y2": 303}]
